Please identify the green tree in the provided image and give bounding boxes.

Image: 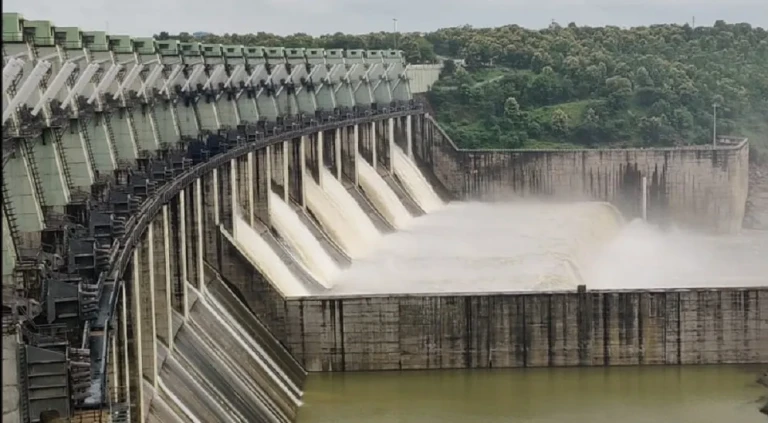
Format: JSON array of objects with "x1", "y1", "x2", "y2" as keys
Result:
[{"x1": 552, "y1": 109, "x2": 570, "y2": 135}]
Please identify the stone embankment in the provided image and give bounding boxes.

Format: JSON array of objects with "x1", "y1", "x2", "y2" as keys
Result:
[{"x1": 744, "y1": 163, "x2": 768, "y2": 230}]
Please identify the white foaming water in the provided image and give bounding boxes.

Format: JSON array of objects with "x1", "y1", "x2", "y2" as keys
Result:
[
  {"x1": 305, "y1": 168, "x2": 382, "y2": 259},
  {"x1": 356, "y1": 152, "x2": 413, "y2": 229},
  {"x1": 392, "y1": 144, "x2": 445, "y2": 213},
  {"x1": 233, "y1": 213, "x2": 308, "y2": 297},
  {"x1": 329, "y1": 201, "x2": 623, "y2": 294},
  {"x1": 269, "y1": 192, "x2": 340, "y2": 286},
  {"x1": 584, "y1": 220, "x2": 768, "y2": 289}
]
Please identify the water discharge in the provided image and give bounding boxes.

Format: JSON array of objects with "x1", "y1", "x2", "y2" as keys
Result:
[
  {"x1": 392, "y1": 144, "x2": 444, "y2": 213},
  {"x1": 269, "y1": 192, "x2": 340, "y2": 286},
  {"x1": 305, "y1": 168, "x2": 382, "y2": 259},
  {"x1": 356, "y1": 152, "x2": 413, "y2": 229},
  {"x1": 330, "y1": 201, "x2": 624, "y2": 294},
  {"x1": 233, "y1": 213, "x2": 308, "y2": 297}
]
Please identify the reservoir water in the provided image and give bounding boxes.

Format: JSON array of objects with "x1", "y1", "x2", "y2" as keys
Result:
[{"x1": 297, "y1": 365, "x2": 767, "y2": 423}]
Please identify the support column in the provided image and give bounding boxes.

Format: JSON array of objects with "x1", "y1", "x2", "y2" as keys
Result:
[
  {"x1": 120, "y1": 283, "x2": 131, "y2": 406},
  {"x1": 370, "y1": 121, "x2": 377, "y2": 170},
  {"x1": 110, "y1": 333, "x2": 118, "y2": 404},
  {"x1": 335, "y1": 127, "x2": 342, "y2": 180},
  {"x1": 264, "y1": 146, "x2": 272, "y2": 221},
  {"x1": 130, "y1": 251, "x2": 145, "y2": 420},
  {"x1": 179, "y1": 189, "x2": 189, "y2": 318},
  {"x1": 388, "y1": 117, "x2": 395, "y2": 173},
  {"x1": 282, "y1": 141, "x2": 289, "y2": 203},
  {"x1": 353, "y1": 125, "x2": 361, "y2": 186},
  {"x1": 152, "y1": 213, "x2": 170, "y2": 350},
  {"x1": 162, "y1": 206, "x2": 174, "y2": 349},
  {"x1": 406, "y1": 115, "x2": 413, "y2": 158},
  {"x1": 317, "y1": 131, "x2": 325, "y2": 188},
  {"x1": 230, "y1": 159, "x2": 238, "y2": 235},
  {"x1": 195, "y1": 178, "x2": 204, "y2": 291},
  {"x1": 213, "y1": 168, "x2": 220, "y2": 225},
  {"x1": 299, "y1": 136, "x2": 307, "y2": 209},
  {"x1": 247, "y1": 152, "x2": 255, "y2": 227},
  {"x1": 139, "y1": 225, "x2": 158, "y2": 389}
]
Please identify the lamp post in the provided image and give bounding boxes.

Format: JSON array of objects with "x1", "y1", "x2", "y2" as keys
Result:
[
  {"x1": 712, "y1": 102, "x2": 718, "y2": 147},
  {"x1": 393, "y1": 18, "x2": 398, "y2": 50}
]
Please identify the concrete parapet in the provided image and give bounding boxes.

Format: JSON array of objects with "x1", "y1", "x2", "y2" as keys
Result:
[{"x1": 282, "y1": 288, "x2": 768, "y2": 372}]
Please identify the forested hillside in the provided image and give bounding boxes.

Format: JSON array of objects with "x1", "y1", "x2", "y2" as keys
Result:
[{"x1": 156, "y1": 21, "x2": 768, "y2": 159}]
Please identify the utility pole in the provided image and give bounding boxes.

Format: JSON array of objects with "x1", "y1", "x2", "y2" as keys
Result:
[
  {"x1": 713, "y1": 102, "x2": 718, "y2": 147},
  {"x1": 393, "y1": 18, "x2": 398, "y2": 50}
]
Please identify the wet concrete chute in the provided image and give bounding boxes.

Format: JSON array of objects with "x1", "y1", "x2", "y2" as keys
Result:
[{"x1": 1, "y1": 11, "x2": 766, "y2": 423}]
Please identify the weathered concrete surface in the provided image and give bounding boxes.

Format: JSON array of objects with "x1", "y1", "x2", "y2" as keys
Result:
[
  {"x1": 415, "y1": 116, "x2": 750, "y2": 233},
  {"x1": 280, "y1": 288, "x2": 768, "y2": 372},
  {"x1": 744, "y1": 163, "x2": 768, "y2": 230},
  {"x1": 3, "y1": 332, "x2": 21, "y2": 423}
]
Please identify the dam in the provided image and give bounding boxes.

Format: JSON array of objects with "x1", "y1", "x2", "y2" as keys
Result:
[{"x1": 2, "y1": 12, "x2": 766, "y2": 423}]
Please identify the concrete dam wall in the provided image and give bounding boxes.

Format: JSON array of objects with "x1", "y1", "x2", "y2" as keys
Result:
[
  {"x1": 254, "y1": 289, "x2": 768, "y2": 372},
  {"x1": 414, "y1": 115, "x2": 750, "y2": 233},
  {"x1": 3, "y1": 12, "x2": 764, "y2": 423}
]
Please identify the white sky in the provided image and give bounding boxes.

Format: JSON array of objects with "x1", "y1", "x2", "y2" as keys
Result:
[{"x1": 4, "y1": 0, "x2": 767, "y2": 36}]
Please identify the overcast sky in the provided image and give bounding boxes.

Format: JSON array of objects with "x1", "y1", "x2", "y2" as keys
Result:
[{"x1": 5, "y1": 0, "x2": 767, "y2": 36}]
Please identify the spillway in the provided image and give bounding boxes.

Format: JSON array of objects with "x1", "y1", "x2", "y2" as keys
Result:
[
  {"x1": 233, "y1": 213, "x2": 309, "y2": 297},
  {"x1": 329, "y1": 201, "x2": 624, "y2": 294},
  {"x1": 392, "y1": 144, "x2": 445, "y2": 213},
  {"x1": 356, "y1": 152, "x2": 414, "y2": 229},
  {"x1": 269, "y1": 192, "x2": 341, "y2": 286},
  {"x1": 158, "y1": 286, "x2": 301, "y2": 423},
  {"x1": 305, "y1": 168, "x2": 382, "y2": 259}
]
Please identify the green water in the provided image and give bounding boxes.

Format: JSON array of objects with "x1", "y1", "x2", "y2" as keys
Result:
[{"x1": 298, "y1": 366, "x2": 767, "y2": 423}]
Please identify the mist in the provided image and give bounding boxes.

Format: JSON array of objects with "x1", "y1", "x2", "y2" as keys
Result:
[{"x1": 324, "y1": 201, "x2": 768, "y2": 295}]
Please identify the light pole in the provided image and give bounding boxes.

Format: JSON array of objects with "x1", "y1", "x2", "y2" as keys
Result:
[
  {"x1": 712, "y1": 102, "x2": 718, "y2": 147},
  {"x1": 393, "y1": 18, "x2": 398, "y2": 50}
]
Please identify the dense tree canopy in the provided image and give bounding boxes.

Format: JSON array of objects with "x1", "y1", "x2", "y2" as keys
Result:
[{"x1": 155, "y1": 21, "x2": 768, "y2": 159}]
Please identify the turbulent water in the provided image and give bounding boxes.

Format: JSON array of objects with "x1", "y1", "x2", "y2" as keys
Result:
[
  {"x1": 328, "y1": 201, "x2": 624, "y2": 294},
  {"x1": 391, "y1": 144, "x2": 444, "y2": 213},
  {"x1": 584, "y1": 221, "x2": 768, "y2": 289},
  {"x1": 356, "y1": 152, "x2": 414, "y2": 229},
  {"x1": 268, "y1": 192, "x2": 340, "y2": 287},
  {"x1": 305, "y1": 168, "x2": 382, "y2": 259},
  {"x1": 233, "y1": 213, "x2": 308, "y2": 297}
]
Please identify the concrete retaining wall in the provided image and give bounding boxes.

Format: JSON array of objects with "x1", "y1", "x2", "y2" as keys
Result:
[
  {"x1": 414, "y1": 116, "x2": 750, "y2": 233},
  {"x1": 281, "y1": 288, "x2": 768, "y2": 372}
]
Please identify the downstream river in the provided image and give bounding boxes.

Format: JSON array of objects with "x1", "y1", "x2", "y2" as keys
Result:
[{"x1": 298, "y1": 365, "x2": 766, "y2": 423}]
